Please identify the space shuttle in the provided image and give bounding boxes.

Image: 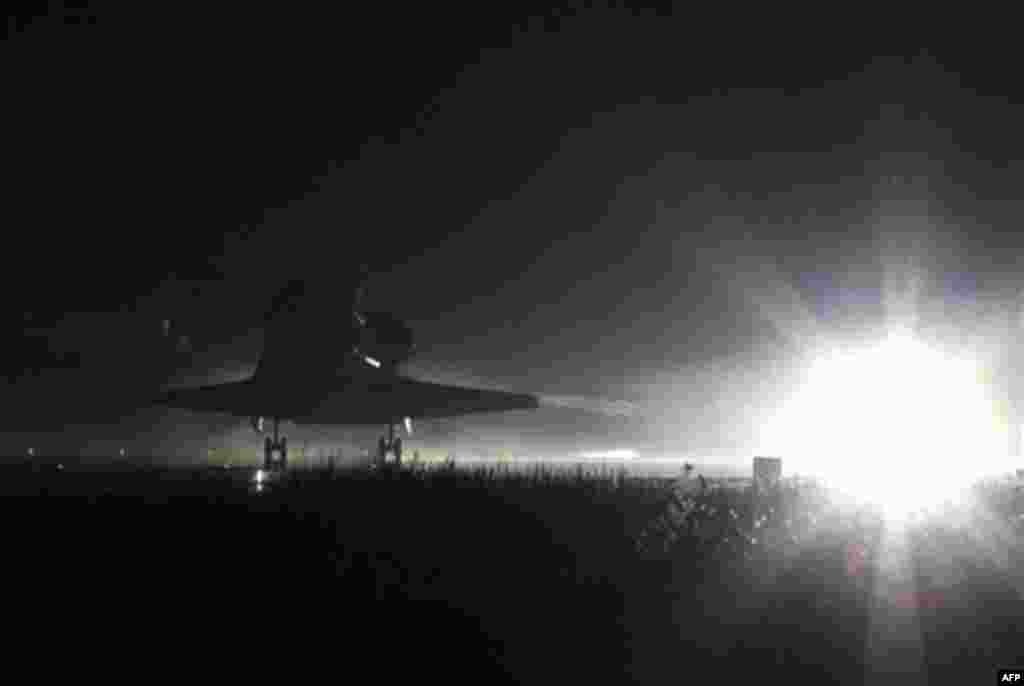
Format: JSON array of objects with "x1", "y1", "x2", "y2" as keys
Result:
[{"x1": 156, "y1": 268, "x2": 539, "y2": 469}]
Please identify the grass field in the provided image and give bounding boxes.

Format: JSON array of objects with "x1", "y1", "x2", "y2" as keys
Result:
[{"x1": 4, "y1": 458, "x2": 1022, "y2": 683}]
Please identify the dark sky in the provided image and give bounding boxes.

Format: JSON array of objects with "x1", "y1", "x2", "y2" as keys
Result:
[{"x1": 6, "y1": 6, "x2": 1024, "y2": 464}]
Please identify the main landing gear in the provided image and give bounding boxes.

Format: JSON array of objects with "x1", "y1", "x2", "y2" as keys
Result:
[
  {"x1": 376, "y1": 421, "x2": 402, "y2": 467},
  {"x1": 253, "y1": 416, "x2": 287, "y2": 471}
]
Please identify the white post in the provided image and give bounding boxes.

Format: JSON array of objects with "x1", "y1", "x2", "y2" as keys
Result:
[{"x1": 1011, "y1": 289, "x2": 1023, "y2": 462}]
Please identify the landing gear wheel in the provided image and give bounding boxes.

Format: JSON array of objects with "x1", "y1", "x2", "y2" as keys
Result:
[
  {"x1": 393, "y1": 437, "x2": 402, "y2": 465},
  {"x1": 280, "y1": 437, "x2": 288, "y2": 470},
  {"x1": 264, "y1": 437, "x2": 273, "y2": 470},
  {"x1": 377, "y1": 437, "x2": 387, "y2": 466}
]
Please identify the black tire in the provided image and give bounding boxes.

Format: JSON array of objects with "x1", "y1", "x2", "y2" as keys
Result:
[
  {"x1": 264, "y1": 437, "x2": 273, "y2": 470},
  {"x1": 393, "y1": 437, "x2": 402, "y2": 464}
]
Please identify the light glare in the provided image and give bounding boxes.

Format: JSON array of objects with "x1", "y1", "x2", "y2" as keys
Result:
[
  {"x1": 759, "y1": 332, "x2": 1009, "y2": 521},
  {"x1": 579, "y1": 449, "x2": 636, "y2": 460}
]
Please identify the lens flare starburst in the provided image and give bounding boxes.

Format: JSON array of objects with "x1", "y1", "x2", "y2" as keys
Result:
[{"x1": 759, "y1": 332, "x2": 1008, "y2": 523}]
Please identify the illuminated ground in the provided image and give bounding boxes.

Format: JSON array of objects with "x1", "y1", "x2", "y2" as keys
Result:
[{"x1": 4, "y1": 457, "x2": 1022, "y2": 682}]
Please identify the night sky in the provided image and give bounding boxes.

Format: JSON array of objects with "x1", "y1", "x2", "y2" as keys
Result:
[{"x1": 5, "y1": 6, "x2": 1024, "y2": 468}]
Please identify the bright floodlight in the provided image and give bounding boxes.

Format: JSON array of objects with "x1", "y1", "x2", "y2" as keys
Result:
[
  {"x1": 364, "y1": 355, "x2": 381, "y2": 368},
  {"x1": 759, "y1": 331, "x2": 1009, "y2": 522}
]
